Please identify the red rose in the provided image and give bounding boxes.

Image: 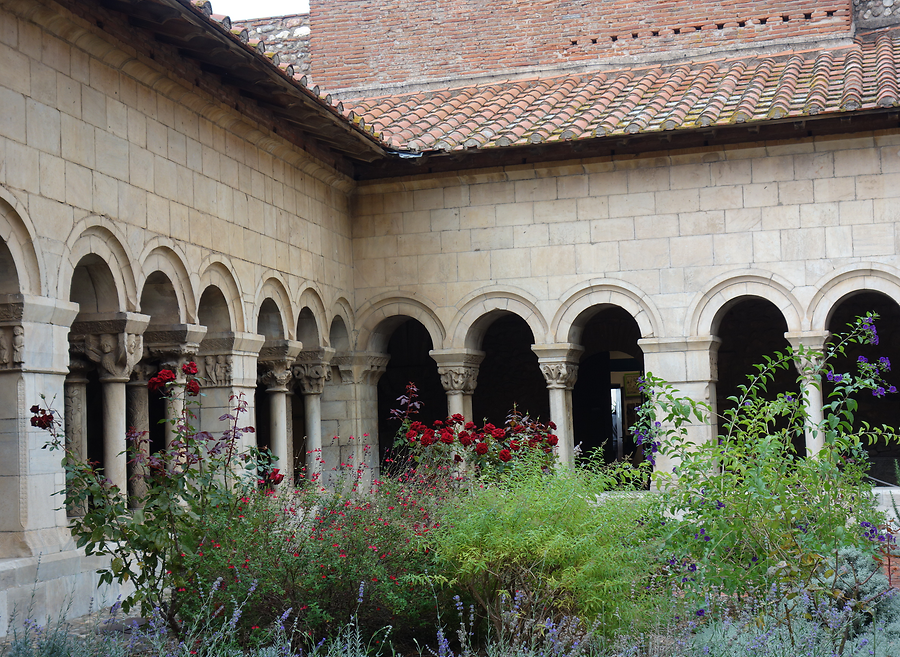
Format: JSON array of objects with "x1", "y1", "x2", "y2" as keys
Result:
[
  {"x1": 498, "y1": 449, "x2": 512, "y2": 462},
  {"x1": 406, "y1": 429, "x2": 418, "y2": 439},
  {"x1": 547, "y1": 434, "x2": 559, "y2": 446},
  {"x1": 459, "y1": 432, "x2": 474, "y2": 447},
  {"x1": 148, "y1": 369, "x2": 176, "y2": 392},
  {"x1": 420, "y1": 431, "x2": 435, "y2": 447},
  {"x1": 509, "y1": 440, "x2": 520, "y2": 451},
  {"x1": 450, "y1": 414, "x2": 465, "y2": 424},
  {"x1": 181, "y1": 361, "x2": 199, "y2": 375},
  {"x1": 492, "y1": 428, "x2": 506, "y2": 439},
  {"x1": 549, "y1": 421, "x2": 557, "y2": 430},
  {"x1": 186, "y1": 379, "x2": 200, "y2": 396},
  {"x1": 474, "y1": 442, "x2": 489, "y2": 455},
  {"x1": 440, "y1": 430, "x2": 454, "y2": 444},
  {"x1": 464, "y1": 421, "x2": 476, "y2": 430}
]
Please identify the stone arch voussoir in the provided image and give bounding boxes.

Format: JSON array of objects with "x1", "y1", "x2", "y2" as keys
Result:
[
  {"x1": 687, "y1": 270, "x2": 804, "y2": 338},
  {"x1": 356, "y1": 293, "x2": 446, "y2": 353},
  {"x1": 449, "y1": 286, "x2": 549, "y2": 350},
  {"x1": 552, "y1": 279, "x2": 662, "y2": 345},
  {"x1": 809, "y1": 263, "x2": 900, "y2": 332}
]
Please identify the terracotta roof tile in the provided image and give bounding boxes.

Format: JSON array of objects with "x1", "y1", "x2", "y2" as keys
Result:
[{"x1": 344, "y1": 32, "x2": 900, "y2": 153}]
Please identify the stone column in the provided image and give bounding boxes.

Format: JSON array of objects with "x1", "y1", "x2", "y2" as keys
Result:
[
  {"x1": 82, "y1": 329, "x2": 146, "y2": 493},
  {"x1": 785, "y1": 331, "x2": 830, "y2": 457},
  {"x1": 292, "y1": 347, "x2": 335, "y2": 483},
  {"x1": 143, "y1": 324, "x2": 207, "y2": 449},
  {"x1": 126, "y1": 364, "x2": 155, "y2": 505},
  {"x1": 63, "y1": 360, "x2": 90, "y2": 516},
  {"x1": 638, "y1": 336, "x2": 721, "y2": 480},
  {"x1": 430, "y1": 349, "x2": 485, "y2": 420},
  {"x1": 328, "y1": 352, "x2": 390, "y2": 487},
  {"x1": 259, "y1": 340, "x2": 303, "y2": 484},
  {"x1": 532, "y1": 344, "x2": 584, "y2": 467}
]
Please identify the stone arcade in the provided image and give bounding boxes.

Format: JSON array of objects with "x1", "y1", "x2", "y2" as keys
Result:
[{"x1": 3, "y1": 0, "x2": 900, "y2": 628}]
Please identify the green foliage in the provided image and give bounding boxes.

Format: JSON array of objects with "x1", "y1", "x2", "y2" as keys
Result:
[
  {"x1": 39, "y1": 367, "x2": 264, "y2": 631},
  {"x1": 633, "y1": 314, "x2": 900, "y2": 614},
  {"x1": 429, "y1": 456, "x2": 660, "y2": 641},
  {"x1": 181, "y1": 454, "x2": 443, "y2": 648}
]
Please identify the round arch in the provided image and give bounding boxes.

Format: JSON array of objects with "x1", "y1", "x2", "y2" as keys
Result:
[
  {"x1": 356, "y1": 292, "x2": 446, "y2": 353},
  {"x1": 254, "y1": 275, "x2": 294, "y2": 340},
  {"x1": 448, "y1": 286, "x2": 548, "y2": 350},
  {"x1": 0, "y1": 188, "x2": 43, "y2": 296},
  {"x1": 809, "y1": 263, "x2": 900, "y2": 332},
  {"x1": 328, "y1": 296, "x2": 355, "y2": 349},
  {"x1": 62, "y1": 219, "x2": 137, "y2": 313},
  {"x1": 198, "y1": 258, "x2": 246, "y2": 332},
  {"x1": 138, "y1": 243, "x2": 196, "y2": 324},
  {"x1": 686, "y1": 270, "x2": 804, "y2": 337},
  {"x1": 297, "y1": 286, "x2": 327, "y2": 348},
  {"x1": 552, "y1": 279, "x2": 662, "y2": 344}
]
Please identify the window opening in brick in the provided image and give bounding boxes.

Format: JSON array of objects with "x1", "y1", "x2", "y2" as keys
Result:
[
  {"x1": 652, "y1": 30, "x2": 659, "y2": 36},
  {"x1": 804, "y1": 12, "x2": 812, "y2": 19},
  {"x1": 631, "y1": 32, "x2": 638, "y2": 38},
  {"x1": 591, "y1": 37, "x2": 598, "y2": 44},
  {"x1": 571, "y1": 39, "x2": 578, "y2": 45},
  {"x1": 716, "y1": 23, "x2": 725, "y2": 29},
  {"x1": 759, "y1": 17, "x2": 768, "y2": 24},
  {"x1": 738, "y1": 20, "x2": 746, "y2": 26},
  {"x1": 611, "y1": 35, "x2": 618, "y2": 42},
  {"x1": 673, "y1": 27, "x2": 681, "y2": 34},
  {"x1": 782, "y1": 15, "x2": 789, "y2": 22},
  {"x1": 826, "y1": 10, "x2": 835, "y2": 16}
]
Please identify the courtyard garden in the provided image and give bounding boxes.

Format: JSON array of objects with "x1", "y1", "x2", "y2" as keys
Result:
[{"x1": 5, "y1": 315, "x2": 900, "y2": 657}]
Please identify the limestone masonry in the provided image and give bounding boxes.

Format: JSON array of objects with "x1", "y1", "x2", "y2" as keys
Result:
[{"x1": 2, "y1": 0, "x2": 900, "y2": 629}]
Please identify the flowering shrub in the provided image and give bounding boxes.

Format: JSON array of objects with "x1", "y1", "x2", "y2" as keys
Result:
[
  {"x1": 392, "y1": 383, "x2": 558, "y2": 476},
  {"x1": 634, "y1": 314, "x2": 900, "y2": 623},
  {"x1": 38, "y1": 364, "x2": 264, "y2": 632},
  {"x1": 181, "y1": 448, "x2": 443, "y2": 648}
]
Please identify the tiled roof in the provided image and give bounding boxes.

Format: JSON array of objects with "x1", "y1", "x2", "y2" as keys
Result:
[{"x1": 344, "y1": 31, "x2": 900, "y2": 153}]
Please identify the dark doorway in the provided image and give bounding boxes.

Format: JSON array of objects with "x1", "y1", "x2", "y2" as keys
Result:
[
  {"x1": 472, "y1": 314, "x2": 548, "y2": 426},
  {"x1": 572, "y1": 306, "x2": 644, "y2": 463},
  {"x1": 377, "y1": 319, "x2": 445, "y2": 465},
  {"x1": 826, "y1": 291, "x2": 900, "y2": 483}
]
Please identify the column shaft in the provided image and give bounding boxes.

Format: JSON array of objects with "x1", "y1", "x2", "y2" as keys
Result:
[
  {"x1": 304, "y1": 393, "x2": 323, "y2": 482},
  {"x1": 101, "y1": 380, "x2": 128, "y2": 492},
  {"x1": 269, "y1": 389, "x2": 289, "y2": 482}
]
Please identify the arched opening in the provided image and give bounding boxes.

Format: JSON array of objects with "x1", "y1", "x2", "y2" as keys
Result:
[
  {"x1": 571, "y1": 306, "x2": 644, "y2": 463},
  {"x1": 377, "y1": 318, "x2": 445, "y2": 465},
  {"x1": 257, "y1": 298, "x2": 284, "y2": 339},
  {"x1": 826, "y1": 291, "x2": 900, "y2": 483},
  {"x1": 255, "y1": 298, "x2": 286, "y2": 457},
  {"x1": 292, "y1": 308, "x2": 323, "y2": 477},
  {"x1": 140, "y1": 272, "x2": 182, "y2": 454},
  {"x1": 198, "y1": 286, "x2": 231, "y2": 334},
  {"x1": 0, "y1": 239, "x2": 20, "y2": 295},
  {"x1": 329, "y1": 316, "x2": 351, "y2": 352},
  {"x1": 472, "y1": 313, "x2": 547, "y2": 426},
  {"x1": 68, "y1": 255, "x2": 121, "y2": 469},
  {"x1": 714, "y1": 297, "x2": 796, "y2": 451}
]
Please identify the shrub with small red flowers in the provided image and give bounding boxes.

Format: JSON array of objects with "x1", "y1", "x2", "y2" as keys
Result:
[{"x1": 39, "y1": 371, "x2": 262, "y2": 634}]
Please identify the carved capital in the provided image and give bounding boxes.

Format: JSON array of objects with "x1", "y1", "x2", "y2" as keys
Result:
[
  {"x1": 292, "y1": 348, "x2": 335, "y2": 394},
  {"x1": 129, "y1": 362, "x2": 157, "y2": 384},
  {"x1": 84, "y1": 332, "x2": 143, "y2": 382},
  {"x1": 438, "y1": 365, "x2": 479, "y2": 395},
  {"x1": 332, "y1": 352, "x2": 390, "y2": 385},
  {"x1": 540, "y1": 361, "x2": 580, "y2": 390},
  {"x1": 260, "y1": 361, "x2": 293, "y2": 391}
]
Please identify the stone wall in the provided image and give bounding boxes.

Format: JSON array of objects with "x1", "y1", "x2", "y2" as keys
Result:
[
  {"x1": 233, "y1": 14, "x2": 312, "y2": 81},
  {"x1": 351, "y1": 131, "x2": 900, "y2": 362}
]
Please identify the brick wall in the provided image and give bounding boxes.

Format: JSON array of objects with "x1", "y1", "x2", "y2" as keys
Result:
[{"x1": 311, "y1": 0, "x2": 852, "y2": 93}]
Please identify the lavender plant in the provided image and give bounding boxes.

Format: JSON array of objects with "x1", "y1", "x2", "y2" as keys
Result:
[{"x1": 634, "y1": 314, "x2": 900, "y2": 646}]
